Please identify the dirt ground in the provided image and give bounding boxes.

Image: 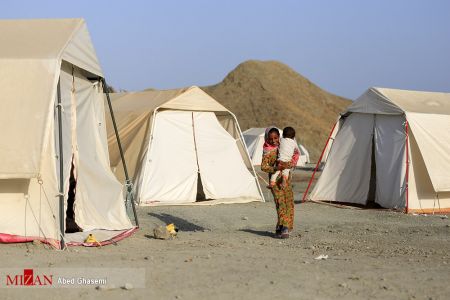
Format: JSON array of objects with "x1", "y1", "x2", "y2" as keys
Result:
[{"x1": 1, "y1": 169, "x2": 449, "y2": 300}]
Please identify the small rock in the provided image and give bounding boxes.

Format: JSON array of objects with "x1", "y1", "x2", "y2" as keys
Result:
[
  {"x1": 153, "y1": 226, "x2": 170, "y2": 240},
  {"x1": 338, "y1": 283, "x2": 347, "y2": 288},
  {"x1": 270, "y1": 280, "x2": 275, "y2": 284},
  {"x1": 382, "y1": 285, "x2": 388, "y2": 290},
  {"x1": 441, "y1": 215, "x2": 448, "y2": 219},
  {"x1": 242, "y1": 216, "x2": 248, "y2": 220},
  {"x1": 265, "y1": 264, "x2": 269, "y2": 268},
  {"x1": 184, "y1": 258, "x2": 193, "y2": 262},
  {"x1": 144, "y1": 256, "x2": 149, "y2": 260},
  {"x1": 122, "y1": 283, "x2": 133, "y2": 290}
]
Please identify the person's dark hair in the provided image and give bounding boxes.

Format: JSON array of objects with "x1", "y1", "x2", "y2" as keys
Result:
[
  {"x1": 268, "y1": 127, "x2": 280, "y2": 137},
  {"x1": 283, "y1": 127, "x2": 295, "y2": 139}
]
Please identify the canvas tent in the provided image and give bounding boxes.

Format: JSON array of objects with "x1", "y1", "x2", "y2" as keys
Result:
[
  {"x1": 107, "y1": 86, "x2": 264, "y2": 205},
  {"x1": 306, "y1": 87, "x2": 450, "y2": 213},
  {"x1": 0, "y1": 19, "x2": 134, "y2": 249},
  {"x1": 243, "y1": 128, "x2": 310, "y2": 167}
]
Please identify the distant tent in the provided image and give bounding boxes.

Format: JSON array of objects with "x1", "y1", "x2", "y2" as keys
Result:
[
  {"x1": 306, "y1": 87, "x2": 450, "y2": 213},
  {"x1": 107, "y1": 86, "x2": 264, "y2": 205},
  {"x1": 242, "y1": 128, "x2": 310, "y2": 167},
  {"x1": 0, "y1": 19, "x2": 134, "y2": 249}
]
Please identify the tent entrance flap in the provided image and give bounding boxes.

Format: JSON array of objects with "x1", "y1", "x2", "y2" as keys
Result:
[
  {"x1": 309, "y1": 113, "x2": 374, "y2": 204},
  {"x1": 373, "y1": 115, "x2": 406, "y2": 208},
  {"x1": 139, "y1": 110, "x2": 261, "y2": 204}
]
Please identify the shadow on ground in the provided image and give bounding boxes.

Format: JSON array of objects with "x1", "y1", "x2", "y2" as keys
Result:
[
  {"x1": 148, "y1": 213, "x2": 207, "y2": 232},
  {"x1": 239, "y1": 229, "x2": 276, "y2": 238}
]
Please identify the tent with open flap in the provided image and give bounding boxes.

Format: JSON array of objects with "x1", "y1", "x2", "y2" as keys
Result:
[
  {"x1": 0, "y1": 19, "x2": 134, "y2": 249},
  {"x1": 305, "y1": 87, "x2": 450, "y2": 213}
]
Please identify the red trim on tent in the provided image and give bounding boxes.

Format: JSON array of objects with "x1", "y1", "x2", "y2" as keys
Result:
[
  {"x1": 405, "y1": 120, "x2": 410, "y2": 213},
  {"x1": 0, "y1": 227, "x2": 138, "y2": 249},
  {"x1": 66, "y1": 227, "x2": 138, "y2": 247},
  {"x1": 302, "y1": 122, "x2": 337, "y2": 202},
  {"x1": 0, "y1": 234, "x2": 60, "y2": 249}
]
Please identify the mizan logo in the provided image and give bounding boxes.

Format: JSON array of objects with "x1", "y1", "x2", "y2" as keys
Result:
[{"x1": 6, "y1": 269, "x2": 53, "y2": 286}]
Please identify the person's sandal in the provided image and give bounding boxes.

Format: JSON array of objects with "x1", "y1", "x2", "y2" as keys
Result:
[
  {"x1": 274, "y1": 226, "x2": 282, "y2": 238},
  {"x1": 280, "y1": 227, "x2": 289, "y2": 239}
]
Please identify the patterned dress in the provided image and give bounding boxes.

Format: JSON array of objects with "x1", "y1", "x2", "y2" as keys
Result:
[{"x1": 261, "y1": 148, "x2": 295, "y2": 230}]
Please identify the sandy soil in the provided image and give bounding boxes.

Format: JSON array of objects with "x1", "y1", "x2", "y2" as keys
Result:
[{"x1": 1, "y1": 170, "x2": 449, "y2": 300}]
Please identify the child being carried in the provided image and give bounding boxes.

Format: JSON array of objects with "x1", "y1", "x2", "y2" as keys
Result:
[{"x1": 269, "y1": 126, "x2": 299, "y2": 189}]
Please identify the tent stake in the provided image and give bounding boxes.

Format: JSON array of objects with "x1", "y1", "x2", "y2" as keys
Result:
[
  {"x1": 56, "y1": 79, "x2": 66, "y2": 249},
  {"x1": 102, "y1": 78, "x2": 139, "y2": 227},
  {"x1": 302, "y1": 121, "x2": 337, "y2": 202}
]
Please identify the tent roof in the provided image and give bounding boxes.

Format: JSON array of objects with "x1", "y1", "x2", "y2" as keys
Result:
[
  {"x1": 107, "y1": 86, "x2": 232, "y2": 166},
  {"x1": 111, "y1": 86, "x2": 230, "y2": 113},
  {"x1": 0, "y1": 19, "x2": 102, "y2": 178},
  {"x1": 347, "y1": 87, "x2": 450, "y2": 115},
  {"x1": 0, "y1": 18, "x2": 102, "y2": 76}
]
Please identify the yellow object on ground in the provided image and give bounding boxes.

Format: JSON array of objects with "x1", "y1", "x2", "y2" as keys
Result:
[
  {"x1": 85, "y1": 234, "x2": 100, "y2": 245},
  {"x1": 166, "y1": 223, "x2": 178, "y2": 236}
]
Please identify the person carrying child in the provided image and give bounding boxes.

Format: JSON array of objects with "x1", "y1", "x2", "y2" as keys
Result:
[
  {"x1": 261, "y1": 126, "x2": 299, "y2": 238},
  {"x1": 268, "y1": 126, "x2": 299, "y2": 189}
]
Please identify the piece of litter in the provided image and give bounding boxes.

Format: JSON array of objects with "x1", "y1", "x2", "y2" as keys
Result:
[
  {"x1": 122, "y1": 283, "x2": 133, "y2": 290},
  {"x1": 96, "y1": 284, "x2": 116, "y2": 291},
  {"x1": 314, "y1": 254, "x2": 329, "y2": 260}
]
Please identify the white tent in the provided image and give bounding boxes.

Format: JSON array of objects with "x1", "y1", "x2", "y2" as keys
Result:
[
  {"x1": 242, "y1": 128, "x2": 310, "y2": 167},
  {"x1": 306, "y1": 87, "x2": 450, "y2": 213},
  {"x1": 0, "y1": 19, "x2": 133, "y2": 248},
  {"x1": 107, "y1": 86, "x2": 264, "y2": 205}
]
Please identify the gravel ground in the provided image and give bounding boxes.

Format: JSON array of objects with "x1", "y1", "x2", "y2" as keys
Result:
[{"x1": 1, "y1": 170, "x2": 449, "y2": 300}]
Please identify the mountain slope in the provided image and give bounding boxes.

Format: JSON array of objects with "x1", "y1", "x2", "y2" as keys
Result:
[{"x1": 202, "y1": 60, "x2": 351, "y2": 161}]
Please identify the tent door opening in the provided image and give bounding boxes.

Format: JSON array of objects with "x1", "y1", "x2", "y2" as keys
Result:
[
  {"x1": 65, "y1": 159, "x2": 81, "y2": 233},
  {"x1": 366, "y1": 129, "x2": 381, "y2": 208},
  {"x1": 192, "y1": 112, "x2": 208, "y2": 202}
]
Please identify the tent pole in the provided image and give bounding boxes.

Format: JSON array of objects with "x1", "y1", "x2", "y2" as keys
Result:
[
  {"x1": 101, "y1": 78, "x2": 139, "y2": 227},
  {"x1": 56, "y1": 79, "x2": 66, "y2": 249},
  {"x1": 405, "y1": 120, "x2": 409, "y2": 213},
  {"x1": 302, "y1": 121, "x2": 337, "y2": 202}
]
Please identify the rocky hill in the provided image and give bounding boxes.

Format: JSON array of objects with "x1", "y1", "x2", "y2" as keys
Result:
[{"x1": 202, "y1": 60, "x2": 351, "y2": 161}]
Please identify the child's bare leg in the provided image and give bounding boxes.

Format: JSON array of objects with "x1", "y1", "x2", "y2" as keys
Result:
[
  {"x1": 281, "y1": 168, "x2": 290, "y2": 188},
  {"x1": 268, "y1": 170, "x2": 280, "y2": 189}
]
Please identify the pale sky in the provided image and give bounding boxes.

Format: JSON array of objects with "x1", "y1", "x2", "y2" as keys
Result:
[{"x1": 1, "y1": 0, "x2": 449, "y2": 99}]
